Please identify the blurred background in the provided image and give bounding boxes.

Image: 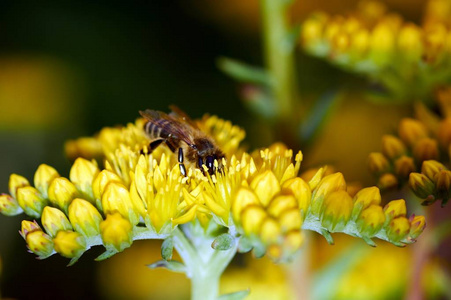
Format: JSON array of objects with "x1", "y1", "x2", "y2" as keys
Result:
[{"x1": 0, "y1": 0, "x2": 444, "y2": 299}]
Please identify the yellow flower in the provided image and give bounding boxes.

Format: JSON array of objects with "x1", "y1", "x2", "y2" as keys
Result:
[
  {"x1": 69, "y1": 158, "x2": 99, "y2": 201},
  {"x1": 34, "y1": 164, "x2": 60, "y2": 199},
  {"x1": 26, "y1": 230, "x2": 54, "y2": 259},
  {"x1": 100, "y1": 213, "x2": 133, "y2": 253},
  {"x1": 41, "y1": 206, "x2": 73, "y2": 237},
  {"x1": 16, "y1": 186, "x2": 47, "y2": 218},
  {"x1": 48, "y1": 177, "x2": 79, "y2": 214},
  {"x1": 53, "y1": 230, "x2": 87, "y2": 259},
  {"x1": 68, "y1": 198, "x2": 103, "y2": 237}
]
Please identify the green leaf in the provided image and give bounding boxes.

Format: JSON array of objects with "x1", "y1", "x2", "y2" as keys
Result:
[
  {"x1": 147, "y1": 260, "x2": 186, "y2": 274},
  {"x1": 217, "y1": 57, "x2": 271, "y2": 86},
  {"x1": 161, "y1": 237, "x2": 174, "y2": 260},
  {"x1": 241, "y1": 86, "x2": 276, "y2": 119},
  {"x1": 212, "y1": 233, "x2": 235, "y2": 251},
  {"x1": 217, "y1": 289, "x2": 250, "y2": 300},
  {"x1": 95, "y1": 250, "x2": 118, "y2": 261},
  {"x1": 320, "y1": 229, "x2": 334, "y2": 245}
]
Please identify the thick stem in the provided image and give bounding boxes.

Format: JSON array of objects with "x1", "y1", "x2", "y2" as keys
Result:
[
  {"x1": 172, "y1": 226, "x2": 239, "y2": 300},
  {"x1": 261, "y1": 0, "x2": 298, "y2": 119}
]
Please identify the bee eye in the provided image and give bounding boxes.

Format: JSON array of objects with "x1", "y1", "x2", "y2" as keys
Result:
[{"x1": 206, "y1": 156, "x2": 214, "y2": 170}]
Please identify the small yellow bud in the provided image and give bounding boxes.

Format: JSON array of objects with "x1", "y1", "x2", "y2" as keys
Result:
[
  {"x1": 69, "y1": 158, "x2": 99, "y2": 201},
  {"x1": 283, "y1": 230, "x2": 304, "y2": 254},
  {"x1": 64, "y1": 137, "x2": 103, "y2": 161},
  {"x1": 232, "y1": 188, "x2": 260, "y2": 222},
  {"x1": 413, "y1": 138, "x2": 439, "y2": 162},
  {"x1": 398, "y1": 118, "x2": 428, "y2": 147},
  {"x1": 356, "y1": 205, "x2": 385, "y2": 237},
  {"x1": 100, "y1": 213, "x2": 133, "y2": 252},
  {"x1": 41, "y1": 206, "x2": 73, "y2": 237},
  {"x1": 398, "y1": 23, "x2": 422, "y2": 62},
  {"x1": 241, "y1": 205, "x2": 267, "y2": 235},
  {"x1": 311, "y1": 172, "x2": 346, "y2": 215},
  {"x1": 381, "y1": 135, "x2": 406, "y2": 160},
  {"x1": 301, "y1": 13, "x2": 328, "y2": 47},
  {"x1": 409, "y1": 173, "x2": 435, "y2": 199},
  {"x1": 250, "y1": 170, "x2": 281, "y2": 207},
  {"x1": 92, "y1": 170, "x2": 122, "y2": 202},
  {"x1": 377, "y1": 173, "x2": 398, "y2": 190},
  {"x1": 422, "y1": 160, "x2": 446, "y2": 180},
  {"x1": 409, "y1": 215, "x2": 426, "y2": 240},
  {"x1": 16, "y1": 186, "x2": 48, "y2": 218},
  {"x1": 320, "y1": 190, "x2": 353, "y2": 232},
  {"x1": 26, "y1": 230, "x2": 54, "y2": 258},
  {"x1": 278, "y1": 208, "x2": 302, "y2": 233},
  {"x1": 48, "y1": 177, "x2": 79, "y2": 213},
  {"x1": 8, "y1": 174, "x2": 30, "y2": 199},
  {"x1": 267, "y1": 194, "x2": 297, "y2": 218},
  {"x1": 68, "y1": 198, "x2": 103, "y2": 237},
  {"x1": 384, "y1": 199, "x2": 407, "y2": 224},
  {"x1": 369, "y1": 22, "x2": 395, "y2": 66},
  {"x1": 260, "y1": 218, "x2": 281, "y2": 245},
  {"x1": 20, "y1": 220, "x2": 41, "y2": 239},
  {"x1": 368, "y1": 152, "x2": 390, "y2": 175},
  {"x1": 386, "y1": 217, "x2": 410, "y2": 242},
  {"x1": 267, "y1": 244, "x2": 282, "y2": 261},
  {"x1": 394, "y1": 156, "x2": 416, "y2": 179},
  {"x1": 34, "y1": 164, "x2": 60, "y2": 199},
  {"x1": 102, "y1": 182, "x2": 139, "y2": 225},
  {"x1": 434, "y1": 170, "x2": 451, "y2": 201},
  {"x1": 350, "y1": 28, "x2": 370, "y2": 58},
  {"x1": 282, "y1": 177, "x2": 311, "y2": 217},
  {"x1": 437, "y1": 117, "x2": 451, "y2": 149},
  {"x1": 0, "y1": 193, "x2": 23, "y2": 216},
  {"x1": 352, "y1": 186, "x2": 381, "y2": 220},
  {"x1": 53, "y1": 230, "x2": 87, "y2": 258}
]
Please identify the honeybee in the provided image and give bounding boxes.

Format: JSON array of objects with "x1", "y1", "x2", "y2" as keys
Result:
[{"x1": 139, "y1": 106, "x2": 225, "y2": 176}]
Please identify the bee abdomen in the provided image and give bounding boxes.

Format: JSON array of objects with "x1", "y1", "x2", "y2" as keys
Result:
[{"x1": 144, "y1": 120, "x2": 173, "y2": 139}]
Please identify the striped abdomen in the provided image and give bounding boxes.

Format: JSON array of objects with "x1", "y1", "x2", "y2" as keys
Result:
[{"x1": 144, "y1": 119, "x2": 175, "y2": 140}]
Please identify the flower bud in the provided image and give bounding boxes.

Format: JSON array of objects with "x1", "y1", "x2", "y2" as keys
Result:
[
  {"x1": 386, "y1": 217, "x2": 410, "y2": 243},
  {"x1": 20, "y1": 220, "x2": 41, "y2": 239},
  {"x1": 398, "y1": 23, "x2": 422, "y2": 62},
  {"x1": 422, "y1": 160, "x2": 446, "y2": 180},
  {"x1": 384, "y1": 199, "x2": 407, "y2": 224},
  {"x1": 377, "y1": 173, "x2": 398, "y2": 190},
  {"x1": 92, "y1": 170, "x2": 122, "y2": 202},
  {"x1": 68, "y1": 198, "x2": 103, "y2": 237},
  {"x1": 409, "y1": 173, "x2": 435, "y2": 199},
  {"x1": 283, "y1": 230, "x2": 304, "y2": 254},
  {"x1": 267, "y1": 194, "x2": 297, "y2": 218},
  {"x1": 368, "y1": 152, "x2": 390, "y2": 175},
  {"x1": 281, "y1": 177, "x2": 311, "y2": 217},
  {"x1": 48, "y1": 177, "x2": 78, "y2": 213},
  {"x1": 26, "y1": 230, "x2": 54, "y2": 258},
  {"x1": 9, "y1": 174, "x2": 29, "y2": 199},
  {"x1": 250, "y1": 170, "x2": 280, "y2": 207},
  {"x1": 320, "y1": 190, "x2": 353, "y2": 232},
  {"x1": 34, "y1": 164, "x2": 59, "y2": 199},
  {"x1": 41, "y1": 206, "x2": 73, "y2": 238},
  {"x1": 413, "y1": 138, "x2": 439, "y2": 162},
  {"x1": 394, "y1": 156, "x2": 416, "y2": 179},
  {"x1": 0, "y1": 193, "x2": 23, "y2": 216},
  {"x1": 352, "y1": 186, "x2": 381, "y2": 220},
  {"x1": 381, "y1": 135, "x2": 406, "y2": 159},
  {"x1": 102, "y1": 182, "x2": 139, "y2": 225},
  {"x1": 437, "y1": 118, "x2": 451, "y2": 149},
  {"x1": 53, "y1": 230, "x2": 87, "y2": 258},
  {"x1": 356, "y1": 205, "x2": 385, "y2": 237},
  {"x1": 16, "y1": 186, "x2": 48, "y2": 218},
  {"x1": 369, "y1": 22, "x2": 395, "y2": 66},
  {"x1": 434, "y1": 170, "x2": 451, "y2": 202},
  {"x1": 398, "y1": 118, "x2": 428, "y2": 147},
  {"x1": 241, "y1": 205, "x2": 267, "y2": 235},
  {"x1": 260, "y1": 218, "x2": 281, "y2": 245},
  {"x1": 278, "y1": 208, "x2": 302, "y2": 233},
  {"x1": 409, "y1": 215, "x2": 426, "y2": 240},
  {"x1": 69, "y1": 158, "x2": 99, "y2": 201},
  {"x1": 100, "y1": 213, "x2": 133, "y2": 252},
  {"x1": 311, "y1": 172, "x2": 346, "y2": 215},
  {"x1": 232, "y1": 187, "x2": 260, "y2": 222},
  {"x1": 301, "y1": 13, "x2": 328, "y2": 47}
]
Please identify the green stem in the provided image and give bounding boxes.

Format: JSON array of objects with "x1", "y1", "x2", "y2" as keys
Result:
[
  {"x1": 172, "y1": 226, "x2": 239, "y2": 300},
  {"x1": 261, "y1": 0, "x2": 298, "y2": 119}
]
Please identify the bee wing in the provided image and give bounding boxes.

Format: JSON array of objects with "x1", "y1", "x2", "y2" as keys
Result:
[
  {"x1": 139, "y1": 109, "x2": 196, "y2": 147},
  {"x1": 168, "y1": 105, "x2": 200, "y2": 129}
]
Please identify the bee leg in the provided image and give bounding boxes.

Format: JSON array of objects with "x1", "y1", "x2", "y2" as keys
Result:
[
  {"x1": 141, "y1": 139, "x2": 164, "y2": 154},
  {"x1": 178, "y1": 147, "x2": 187, "y2": 177}
]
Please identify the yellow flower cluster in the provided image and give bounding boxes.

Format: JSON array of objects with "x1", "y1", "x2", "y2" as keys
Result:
[
  {"x1": 0, "y1": 114, "x2": 425, "y2": 264},
  {"x1": 368, "y1": 88, "x2": 451, "y2": 206},
  {"x1": 300, "y1": 0, "x2": 451, "y2": 99}
]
